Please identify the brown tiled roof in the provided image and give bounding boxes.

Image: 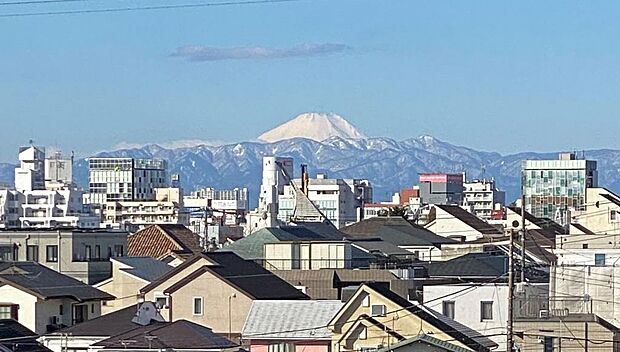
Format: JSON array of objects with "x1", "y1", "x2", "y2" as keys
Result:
[
  {"x1": 128, "y1": 224, "x2": 202, "y2": 259},
  {"x1": 434, "y1": 205, "x2": 504, "y2": 236}
]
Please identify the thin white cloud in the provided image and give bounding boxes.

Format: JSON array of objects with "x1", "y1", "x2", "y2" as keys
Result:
[{"x1": 171, "y1": 43, "x2": 351, "y2": 62}]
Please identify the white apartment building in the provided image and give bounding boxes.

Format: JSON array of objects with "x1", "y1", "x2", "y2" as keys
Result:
[
  {"x1": 88, "y1": 157, "x2": 167, "y2": 205},
  {"x1": 101, "y1": 187, "x2": 188, "y2": 230},
  {"x1": 462, "y1": 179, "x2": 505, "y2": 220},
  {"x1": 1, "y1": 146, "x2": 99, "y2": 229},
  {"x1": 278, "y1": 174, "x2": 373, "y2": 228}
]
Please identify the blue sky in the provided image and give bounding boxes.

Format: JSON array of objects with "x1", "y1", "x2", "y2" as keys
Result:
[{"x1": 1, "y1": 0, "x2": 619, "y2": 162}]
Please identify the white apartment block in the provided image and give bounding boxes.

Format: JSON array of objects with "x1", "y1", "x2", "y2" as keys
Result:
[
  {"x1": 1, "y1": 146, "x2": 99, "y2": 229},
  {"x1": 88, "y1": 157, "x2": 167, "y2": 205},
  {"x1": 101, "y1": 187, "x2": 188, "y2": 229},
  {"x1": 278, "y1": 174, "x2": 373, "y2": 228},
  {"x1": 462, "y1": 179, "x2": 505, "y2": 220},
  {"x1": 185, "y1": 187, "x2": 249, "y2": 233}
]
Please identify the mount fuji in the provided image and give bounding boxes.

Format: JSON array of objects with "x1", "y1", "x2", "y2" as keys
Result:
[{"x1": 1, "y1": 113, "x2": 619, "y2": 206}]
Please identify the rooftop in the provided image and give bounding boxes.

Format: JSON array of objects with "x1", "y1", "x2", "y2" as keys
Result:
[
  {"x1": 433, "y1": 205, "x2": 504, "y2": 236},
  {"x1": 243, "y1": 300, "x2": 343, "y2": 339},
  {"x1": 0, "y1": 319, "x2": 52, "y2": 352},
  {"x1": 94, "y1": 320, "x2": 237, "y2": 350},
  {"x1": 0, "y1": 262, "x2": 114, "y2": 302},
  {"x1": 341, "y1": 217, "x2": 457, "y2": 247},
  {"x1": 128, "y1": 224, "x2": 202, "y2": 259},
  {"x1": 112, "y1": 256, "x2": 174, "y2": 282}
]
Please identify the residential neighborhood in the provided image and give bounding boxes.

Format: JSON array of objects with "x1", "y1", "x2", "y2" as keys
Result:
[{"x1": 2, "y1": 2, "x2": 620, "y2": 351}]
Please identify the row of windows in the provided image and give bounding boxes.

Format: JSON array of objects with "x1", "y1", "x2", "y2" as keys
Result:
[
  {"x1": 0, "y1": 244, "x2": 124, "y2": 262},
  {"x1": 442, "y1": 300, "x2": 493, "y2": 321}
]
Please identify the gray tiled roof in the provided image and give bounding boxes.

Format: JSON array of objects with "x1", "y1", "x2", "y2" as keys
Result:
[
  {"x1": 114, "y1": 256, "x2": 173, "y2": 282},
  {"x1": 0, "y1": 262, "x2": 114, "y2": 301},
  {"x1": 378, "y1": 334, "x2": 472, "y2": 352},
  {"x1": 242, "y1": 300, "x2": 343, "y2": 339}
]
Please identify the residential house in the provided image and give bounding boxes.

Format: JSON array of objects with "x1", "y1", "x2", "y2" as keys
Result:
[
  {"x1": 0, "y1": 228, "x2": 128, "y2": 284},
  {"x1": 91, "y1": 319, "x2": 238, "y2": 352},
  {"x1": 0, "y1": 262, "x2": 114, "y2": 334},
  {"x1": 272, "y1": 269, "x2": 409, "y2": 300},
  {"x1": 220, "y1": 226, "x2": 373, "y2": 270},
  {"x1": 127, "y1": 224, "x2": 203, "y2": 264},
  {"x1": 242, "y1": 300, "x2": 343, "y2": 352},
  {"x1": 139, "y1": 251, "x2": 308, "y2": 338},
  {"x1": 425, "y1": 205, "x2": 504, "y2": 242},
  {"x1": 95, "y1": 257, "x2": 173, "y2": 314},
  {"x1": 424, "y1": 282, "x2": 548, "y2": 350},
  {"x1": 505, "y1": 207, "x2": 567, "y2": 235},
  {"x1": 0, "y1": 319, "x2": 52, "y2": 352},
  {"x1": 328, "y1": 283, "x2": 497, "y2": 352},
  {"x1": 39, "y1": 301, "x2": 166, "y2": 352},
  {"x1": 515, "y1": 313, "x2": 620, "y2": 352},
  {"x1": 341, "y1": 217, "x2": 457, "y2": 261}
]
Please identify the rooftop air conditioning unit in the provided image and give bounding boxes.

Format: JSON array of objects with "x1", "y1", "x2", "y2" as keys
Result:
[{"x1": 539, "y1": 310, "x2": 549, "y2": 318}]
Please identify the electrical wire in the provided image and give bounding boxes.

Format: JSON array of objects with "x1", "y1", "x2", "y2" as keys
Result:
[{"x1": 0, "y1": 0, "x2": 309, "y2": 17}]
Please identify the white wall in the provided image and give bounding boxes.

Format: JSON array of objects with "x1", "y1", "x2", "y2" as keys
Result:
[{"x1": 424, "y1": 284, "x2": 509, "y2": 350}]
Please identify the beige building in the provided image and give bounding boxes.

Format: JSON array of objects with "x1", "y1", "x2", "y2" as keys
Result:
[
  {"x1": 328, "y1": 283, "x2": 497, "y2": 352},
  {"x1": 0, "y1": 262, "x2": 113, "y2": 334},
  {"x1": 138, "y1": 252, "x2": 307, "y2": 338},
  {"x1": 95, "y1": 256, "x2": 173, "y2": 314},
  {"x1": 264, "y1": 241, "x2": 351, "y2": 270},
  {"x1": 0, "y1": 228, "x2": 128, "y2": 284},
  {"x1": 515, "y1": 314, "x2": 620, "y2": 352}
]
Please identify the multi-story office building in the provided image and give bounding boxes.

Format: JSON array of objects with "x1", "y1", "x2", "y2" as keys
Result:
[
  {"x1": 462, "y1": 179, "x2": 505, "y2": 220},
  {"x1": 88, "y1": 157, "x2": 167, "y2": 204},
  {"x1": 419, "y1": 173, "x2": 464, "y2": 205},
  {"x1": 184, "y1": 187, "x2": 249, "y2": 237},
  {"x1": 522, "y1": 152, "x2": 598, "y2": 225},
  {"x1": 277, "y1": 174, "x2": 373, "y2": 228}
]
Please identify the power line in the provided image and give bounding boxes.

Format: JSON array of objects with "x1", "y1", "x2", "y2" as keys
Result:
[
  {"x1": 0, "y1": 0, "x2": 308, "y2": 17},
  {"x1": 0, "y1": 0, "x2": 88, "y2": 6}
]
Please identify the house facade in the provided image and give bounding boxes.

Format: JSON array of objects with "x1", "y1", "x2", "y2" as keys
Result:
[
  {"x1": 0, "y1": 228, "x2": 128, "y2": 284},
  {"x1": 0, "y1": 262, "x2": 113, "y2": 334}
]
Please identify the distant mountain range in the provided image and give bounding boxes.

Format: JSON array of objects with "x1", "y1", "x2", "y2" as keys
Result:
[{"x1": 1, "y1": 113, "x2": 619, "y2": 206}]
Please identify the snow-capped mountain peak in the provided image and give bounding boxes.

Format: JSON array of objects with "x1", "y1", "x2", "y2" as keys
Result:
[{"x1": 258, "y1": 112, "x2": 367, "y2": 143}]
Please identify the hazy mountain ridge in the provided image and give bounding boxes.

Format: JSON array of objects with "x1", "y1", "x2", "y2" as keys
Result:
[{"x1": 2, "y1": 137, "x2": 618, "y2": 207}]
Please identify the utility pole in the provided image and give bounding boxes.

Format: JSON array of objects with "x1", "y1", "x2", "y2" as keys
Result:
[
  {"x1": 521, "y1": 195, "x2": 526, "y2": 283},
  {"x1": 507, "y1": 229, "x2": 515, "y2": 352}
]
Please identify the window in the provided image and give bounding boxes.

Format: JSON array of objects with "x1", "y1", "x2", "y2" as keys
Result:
[
  {"x1": 442, "y1": 301, "x2": 455, "y2": 319},
  {"x1": 0, "y1": 304, "x2": 18, "y2": 320},
  {"x1": 193, "y1": 297, "x2": 203, "y2": 315},
  {"x1": 371, "y1": 304, "x2": 386, "y2": 317},
  {"x1": 362, "y1": 294, "x2": 370, "y2": 307},
  {"x1": 595, "y1": 253, "x2": 606, "y2": 266},
  {"x1": 26, "y1": 245, "x2": 39, "y2": 261},
  {"x1": 113, "y1": 245, "x2": 124, "y2": 257},
  {"x1": 155, "y1": 296, "x2": 169, "y2": 309},
  {"x1": 85, "y1": 245, "x2": 92, "y2": 260},
  {"x1": 268, "y1": 343, "x2": 294, "y2": 352},
  {"x1": 46, "y1": 245, "x2": 58, "y2": 262},
  {"x1": 582, "y1": 243, "x2": 589, "y2": 249},
  {"x1": 358, "y1": 326, "x2": 368, "y2": 340},
  {"x1": 543, "y1": 336, "x2": 554, "y2": 352},
  {"x1": 0, "y1": 245, "x2": 17, "y2": 261},
  {"x1": 611, "y1": 210, "x2": 618, "y2": 222},
  {"x1": 94, "y1": 245, "x2": 101, "y2": 259},
  {"x1": 480, "y1": 301, "x2": 493, "y2": 321}
]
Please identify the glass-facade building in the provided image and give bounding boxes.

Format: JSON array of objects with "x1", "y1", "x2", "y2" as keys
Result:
[
  {"x1": 88, "y1": 158, "x2": 167, "y2": 204},
  {"x1": 522, "y1": 153, "x2": 597, "y2": 225}
]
